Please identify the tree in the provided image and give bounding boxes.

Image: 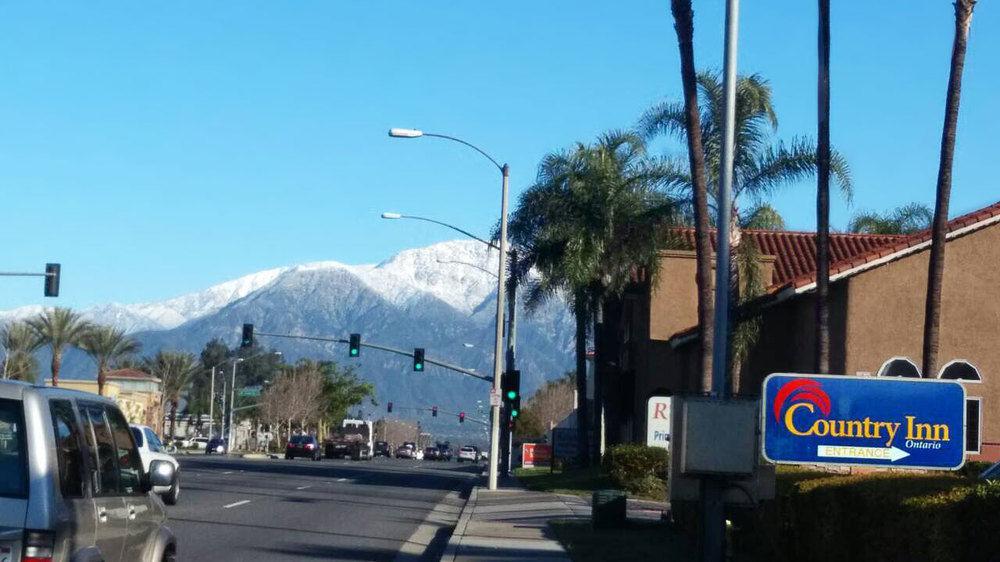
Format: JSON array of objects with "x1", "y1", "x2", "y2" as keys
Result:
[
  {"x1": 923, "y1": 0, "x2": 977, "y2": 377},
  {"x1": 145, "y1": 351, "x2": 199, "y2": 439},
  {"x1": 507, "y1": 131, "x2": 678, "y2": 463},
  {"x1": 0, "y1": 322, "x2": 41, "y2": 382},
  {"x1": 515, "y1": 373, "x2": 576, "y2": 439},
  {"x1": 848, "y1": 203, "x2": 933, "y2": 235},
  {"x1": 815, "y1": 0, "x2": 833, "y2": 373},
  {"x1": 667, "y1": 0, "x2": 715, "y2": 394},
  {"x1": 28, "y1": 308, "x2": 90, "y2": 387},
  {"x1": 81, "y1": 325, "x2": 141, "y2": 396}
]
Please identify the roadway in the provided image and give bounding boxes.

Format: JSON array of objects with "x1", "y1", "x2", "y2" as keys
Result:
[{"x1": 164, "y1": 455, "x2": 482, "y2": 561}]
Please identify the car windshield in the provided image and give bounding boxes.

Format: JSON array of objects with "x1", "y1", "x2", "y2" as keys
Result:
[{"x1": 0, "y1": 399, "x2": 27, "y2": 498}]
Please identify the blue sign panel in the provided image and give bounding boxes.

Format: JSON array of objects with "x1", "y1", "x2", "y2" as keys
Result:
[{"x1": 762, "y1": 374, "x2": 966, "y2": 470}]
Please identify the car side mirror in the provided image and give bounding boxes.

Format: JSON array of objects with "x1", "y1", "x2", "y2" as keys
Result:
[{"x1": 148, "y1": 459, "x2": 175, "y2": 489}]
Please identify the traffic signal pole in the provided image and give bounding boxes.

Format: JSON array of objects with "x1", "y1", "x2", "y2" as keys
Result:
[{"x1": 487, "y1": 163, "x2": 510, "y2": 491}]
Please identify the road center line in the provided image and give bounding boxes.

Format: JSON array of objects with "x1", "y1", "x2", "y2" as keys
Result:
[
  {"x1": 222, "y1": 471, "x2": 233, "y2": 475},
  {"x1": 296, "y1": 485, "x2": 312, "y2": 490},
  {"x1": 336, "y1": 478, "x2": 348, "y2": 482},
  {"x1": 223, "y1": 500, "x2": 251, "y2": 509}
]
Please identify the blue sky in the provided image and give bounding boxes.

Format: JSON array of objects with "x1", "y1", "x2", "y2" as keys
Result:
[{"x1": 0, "y1": 1, "x2": 996, "y2": 310}]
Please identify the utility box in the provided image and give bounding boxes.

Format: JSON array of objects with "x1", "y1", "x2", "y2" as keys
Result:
[{"x1": 679, "y1": 398, "x2": 757, "y2": 476}]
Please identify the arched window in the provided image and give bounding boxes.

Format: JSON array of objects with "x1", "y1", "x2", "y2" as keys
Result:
[
  {"x1": 877, "y1": 357, "x2": 921, "y2": 378},
  {"x1": 938, "y1": 360, "x2": 982, "y2": 382}
]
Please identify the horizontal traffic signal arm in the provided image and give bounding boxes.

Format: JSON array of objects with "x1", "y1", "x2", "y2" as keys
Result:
[
  {"x1": 252, "y1": 330, "x2": 493, "y2": 383},
  {"x1": 385, "y1": 404, "x2": 490, "y2": 426},
  {"x1": 0, "y1": 263, "x2": 62, "y2": 297}
]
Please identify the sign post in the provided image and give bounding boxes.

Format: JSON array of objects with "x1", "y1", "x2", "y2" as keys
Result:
[{"x1": 762, "y1": 374, "x2": 966, "y2": 470}]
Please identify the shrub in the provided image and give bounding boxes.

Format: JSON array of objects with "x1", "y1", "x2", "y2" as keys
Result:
[{"x1": 603, "y1": 444, "x2": 668, "y2": 494}]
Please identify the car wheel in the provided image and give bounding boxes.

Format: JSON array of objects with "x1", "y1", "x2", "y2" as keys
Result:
[
  {"x1": 163, "y1": 480, "x2": 180, "y2": 505},
  {"x1": 162, "y1": 546, "x2": 177, "y2": 562},
  {"x1": 284, "y1": 454, "x2": 292, "y2": 460}
]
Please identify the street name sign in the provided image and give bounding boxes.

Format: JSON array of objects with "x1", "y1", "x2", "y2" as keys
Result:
[
  {"x1": 238, "y1": 386, "x2": 262, "y2": 398},
  {"x1": 762, "y1": 373, "x2": 966, "y2": 470}
]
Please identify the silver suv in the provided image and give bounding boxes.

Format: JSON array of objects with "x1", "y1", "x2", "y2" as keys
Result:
[{"x1": 0, "y1": 380, "x2": 177, "y2": 562}]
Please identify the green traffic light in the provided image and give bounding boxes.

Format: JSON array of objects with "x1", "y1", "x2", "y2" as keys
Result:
[
  {"x1": 415, "y1": 363, "x2": 423, "y2": 371},
  {"x1": 506, "y1": 390, "x2": 517, "y2": 400},
  {"x1": 350, "y1": 349, "x2": 358, "y2": 356},
  {"x1": 511, "y1": 409, "x2": 519, "y2": 418}
]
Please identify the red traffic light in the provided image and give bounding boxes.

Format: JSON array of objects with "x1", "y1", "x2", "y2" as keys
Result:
[{"x1": 459, "y1": 412, "x2": 465, "y2": 423}]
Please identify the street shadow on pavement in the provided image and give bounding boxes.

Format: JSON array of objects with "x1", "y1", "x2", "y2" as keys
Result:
[{"x1": 261, "y1": 543, "x2": 399, "y2": 561}]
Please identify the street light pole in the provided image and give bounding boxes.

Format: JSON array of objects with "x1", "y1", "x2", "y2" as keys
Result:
[
  {"x1": 388, "y1": 127, "x2": 509, "y2": 491},
  {"x1": 227, "y1": 358, "x2": 243, "y2": 452},
  {"x1": 209, "y1": 366, "x2": 216, "y2": 438}
]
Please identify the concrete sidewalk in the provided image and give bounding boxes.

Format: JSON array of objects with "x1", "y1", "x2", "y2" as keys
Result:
[{"x1": 441, "y1": 479, "x2": 669, "y2": 561}]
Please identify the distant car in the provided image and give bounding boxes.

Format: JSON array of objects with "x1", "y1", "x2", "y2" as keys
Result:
[
  {"x1": 395, "y1": 446, "x2": 414, "y2": 459},
  {"x1": 191, "y1": 436, "x2": 210, "y2": 450},
  {"x1": 130, "y1": 424, "x2": 181, "y2": 504},
  {"x1": 423, "y1": 447, "x2": 440, "y2": 461},
  {"x1": 374, "y1": 440, "x2": 392, "y2": 457},
  {"x1": 438, "y1": 446, "x2": 453, "y2": 461},
  {"x1": 286, "y1": 434, "x2": 322, "y2": 461},
  {"x1": 457, "y1": 446, "x2": 478, "y2": 463},
  {"x1": 0, "y1": 380, "x2": 177, "y2": 562},
  {"x1": 205, "y1": 436, "x2": 228, "y2": 455}
]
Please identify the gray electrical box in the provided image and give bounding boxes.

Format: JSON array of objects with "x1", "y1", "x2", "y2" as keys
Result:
[{"x1": 679, "y1": 398, "x2": 757, "y2": 476}]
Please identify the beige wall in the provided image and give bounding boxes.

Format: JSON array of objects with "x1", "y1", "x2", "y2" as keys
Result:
[{"x1": 649, "y1": 251, "x2": 705, "y2": 341}]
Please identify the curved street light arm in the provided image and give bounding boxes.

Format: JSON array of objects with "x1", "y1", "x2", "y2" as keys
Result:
[
  {"x1": 422, "y1": 133, "x2": 504, "y2": 172},
  {"x1": 398, "y1": 215, "x2": 499, "y2": 250}
]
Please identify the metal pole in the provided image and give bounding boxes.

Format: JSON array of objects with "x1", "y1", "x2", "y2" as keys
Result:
[
  {"x1": 502, "y1": 270, "x2": 517, "y2": 476},
  {"x1": 704, "y1": 1, "x2": 740, "y2": 560},
  {"x1": 220, "y1": 380, "x2": 227, "y2": 441},
  {"x1": 209, "y1": 367, "x2": 215, "y2": 438},
  {"x1": 228, "y1": 360, "x2": 238, "y2": 452},
  {"x1": 487, "y1": 163, "x2": 510, "y2": 491}
]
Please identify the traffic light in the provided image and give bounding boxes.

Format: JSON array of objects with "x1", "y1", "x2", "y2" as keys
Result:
[
  {"x1": 240, "y1": 324, "x2": 254, "y2": 349},
  {"x1": 349, "y1": 333, "x2": 361, "y2": 357},
  {"x1": 413, "y1": 348, "x2": 425, "y2": 372},
  {"x1": 502, "y1": 370, "x2": 521, "y2": 418},
  {"x1": 44, "y1": 263, "x2": 60, "y2": 297},
  {"x1": 432, "y1": 406, "x2": 438, "y2": 417},
  {"x1": 387, "y1": 401, "x2": 393, "y2": 413},
  {"x1": 459, "y1": 412, "x2": 465, "y2": 424}
]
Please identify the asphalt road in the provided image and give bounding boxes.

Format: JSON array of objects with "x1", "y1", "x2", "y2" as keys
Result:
[{"x1": 164, "y1": 455, "x2": 482, "y2": 561}]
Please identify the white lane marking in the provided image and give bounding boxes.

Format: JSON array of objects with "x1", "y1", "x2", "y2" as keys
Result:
[
  {"x1": 222, "y1": 471, "x2": 233, "y2": 475},
  {"x1": 223, "y1": 500, "x2": 251, "y2": 509},
  {"x1": 296, "y1": 485, "x2": 312, "y2": 490},
  {"x1": 336, "y1": 478, "x2": 348, "y2": 482}
]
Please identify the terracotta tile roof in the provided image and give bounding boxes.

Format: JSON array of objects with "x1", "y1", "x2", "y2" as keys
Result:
[
  {"x1": 668, "y1": 228, "x2": 907, "y2": 289},
  {"x1": 105, "y1": 368, "x2": 160, "y2": 382},
  {"x1": 782, "y1": 199, "x2": 1000, "y2": 290}
]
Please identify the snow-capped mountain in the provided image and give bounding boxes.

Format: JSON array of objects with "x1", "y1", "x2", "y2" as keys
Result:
[{"x1": 2, "y1": 240, "x2": 575, "y2": 439}]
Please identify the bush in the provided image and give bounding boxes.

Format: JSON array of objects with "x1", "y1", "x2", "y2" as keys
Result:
[
  {"x1": 603, "y1": 444, "x2": 668, "y2": 495},
  {"x1": 730, "y1": 470, "x2": 1000, "y2": 562}
]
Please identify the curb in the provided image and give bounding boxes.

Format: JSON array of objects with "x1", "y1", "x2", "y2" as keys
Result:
[{"x1": 440, "y1": 486, "x2": 478, "y2": 562}]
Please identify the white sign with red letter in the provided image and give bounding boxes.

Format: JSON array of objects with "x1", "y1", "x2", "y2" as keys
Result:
[{"x1": 646, "y1": 396, "x2": 672, "y2": 450}]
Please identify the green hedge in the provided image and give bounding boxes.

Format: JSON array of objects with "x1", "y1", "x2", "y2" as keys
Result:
[
  {"x1": 730, "y1": 470, "x2": 1000, "y2": 562},
  {"x1": 602, "y1": 444, "x2": 668, "y2": 496}
]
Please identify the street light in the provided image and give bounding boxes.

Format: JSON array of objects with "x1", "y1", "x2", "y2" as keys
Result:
[
  {"x1": 389, "y1": 127, "x2": 510, "y2": 491},
  {"x1": 226, "y1": 351, "x2": 282, "y2": 452},
  {"x1": 381, "y1": 212, "x2": 498, "y2": 250}
]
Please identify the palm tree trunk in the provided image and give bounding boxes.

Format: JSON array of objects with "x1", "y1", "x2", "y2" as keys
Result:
[
  {"x1": 574, "y1": 290, "x2": 590, "y2": 467},
  {"x1": 728, "y1": 215, "x2": 742, "y2": 393},
  {"x1": 169, "y1": 400, "x2": 179, "y2": 440},
  {"x1": 815, "y1": 0, "x2": 832, "y2": 373},
  {"x1": 671, "y1": 0, "x2": 714, "y2": 392},
  {"x1": 97, "y1": 359, "x2": 107, "y2": 396},
  {"x1": 591, "y1": 293, "x2": 603, "y2": 464},
  {"x1": 51, "y1": 350, "x2": 61, "y2": 387},
  {"x1": 923, "y1": 0, "x2": 976, "y2": 377}
]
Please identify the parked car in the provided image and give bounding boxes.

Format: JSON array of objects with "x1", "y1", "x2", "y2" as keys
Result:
[
  {"x1": 457, "y1": 445, "x2": 479, "y2": 463},
  {"x1": 374, "y1": 440, "x2": 392, "y2": 457},
  {"x1": 286, "y1": 434, "x2": 322, "y2": 461},
  {"x1": 395, "y1": 443, "x2": 415, "y2": 459},
  {"x1": 423, "y1": 446, "x2": 440, "y2": 461},
  {"x1": 190, "y1": 436, "x2": 210, "y2": 450},
  {"x1": 0, "y1": 380, "x2": 177, "y2": 561},
  {"x1": 131, "y1": 424, "x2": 181, "y2": 505},
  {"x1": 205, "y1": 436, "x2": 228, "y2": 455}
]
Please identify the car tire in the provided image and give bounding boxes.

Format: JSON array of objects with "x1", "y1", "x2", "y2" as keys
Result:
[
  {"x1": 162, "y1": 547, "x2": 177, "y2": 562},
  {"x1": 284, "y1": 454, "x2": 292, "y2": 460},
  {"x1": 163, "y1": 480, "x2": 180, "y2": 505}
]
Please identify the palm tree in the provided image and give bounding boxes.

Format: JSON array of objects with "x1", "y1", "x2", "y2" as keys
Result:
[
  {"x1": 815, "y1": 0, "x2": 833, "y2": 373},
  {"x1": 508, "y1": 131, "x2": 678, "y2": 463},
  {"x1": 145, "y1": 351, "x2": 199, "y2": 440},
  {"x1": 28, "y1": 308, "x2": 90, "y2": 387},
  {"x1": 81, "y1": 325, "x2": 141, "y2": 396},
  {"x1": 848, "y1": 203, "x2": 933, "y2": 234},
  {"x1": 924, "y1": 0, "x2": 977, "y2": 377},
  {"x1": 668, "y1": 0, "x2": 715, "y2": 393},
  {"x1": 0, "y1": 322, "x2": 42, "y2": 382}
]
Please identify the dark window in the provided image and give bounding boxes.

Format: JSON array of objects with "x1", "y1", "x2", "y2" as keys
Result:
[
  {"x1": 130, "y1": 427, "x2": 144, "y2": 448},
  {"x1": 105, "y1": 407, "x2": 143, "y2": 496},
  {"x1": 0, "y1": 399, "x2": 27, "y2": 498},
  {"x1": 966, "y1": 399, "x2": 981, "y2": 453},
  {"x1": 49, "y1": 400, "x2": 85, "y2": 498},
  {"x1": 880, "y1": 358, "x2": 921, "y2": 378},
  {"x1": 144, "y1": 428, "x2": 163, "y2": 453},
  {"x1": 941, "y1": 361, "x2": 981, "y2": 381},
  {"x1": 290, "y1": 435, "x2": 306, "y2": 444},
  {"x1": 81, "y1": 404, "x2": 118, "y2": 496}
]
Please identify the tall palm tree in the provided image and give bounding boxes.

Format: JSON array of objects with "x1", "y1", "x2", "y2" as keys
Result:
[
  {"x1": 28, "y1": 308, "x2": 90, "y2": 387},
  {"x1": 848, "y1": 203, "x2": 933, "y2": 234},
  {"x1": 668, "y1": 0, "x2": 715, "y2": 393},
  {"x1": 508, "y1": 131, "x2": 678, "y2": 463},
  {"x1": 816, "y1": 0, "x2": 832, "y2": 373},
  {"x1": 145, "y1": 351, "x2": 199, "y2": 439},
  {"x1": 924, "y1": 0, "x2": 977, "y2": 377},
  {"x1": 0, "y1": 322, "x2": 42, "y2": 382},
  {"x1": 81, "y1": 325, "x2": 141, "y2": 396}
]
